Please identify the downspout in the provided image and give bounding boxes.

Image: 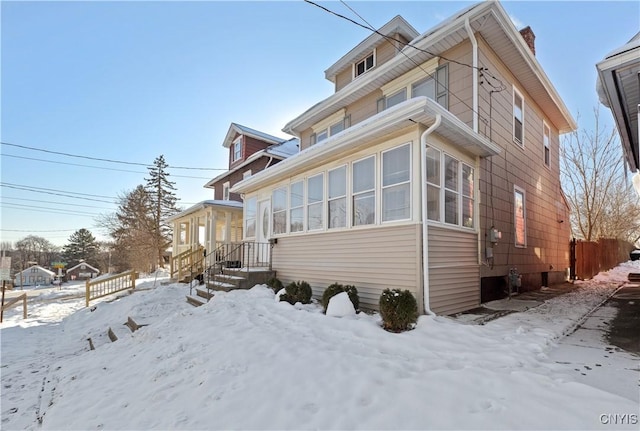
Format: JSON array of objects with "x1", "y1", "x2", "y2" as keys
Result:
[
  {"x1": 464, "y1": 18, "x2": 479, "y2": 133},
  {"x1": 420, "y1": 114, "x2": 442, "y2": 316},
  {"x1": 265, "y1": 156, "x2": 275, "y2": 168}
]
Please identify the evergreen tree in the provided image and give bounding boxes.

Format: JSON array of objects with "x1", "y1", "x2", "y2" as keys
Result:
[
  {"x1": 62, "y1": 229, "x2": 99, "y2": 267},
  {"x1": 144, "y1": 155, "x2": 180, "y2": 269}
]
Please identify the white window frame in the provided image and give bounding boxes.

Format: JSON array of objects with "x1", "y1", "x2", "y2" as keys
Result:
[
  {"x1": 272, "y1": 187, "x2": 287, "y2": 235},
  {"x1": 307, "y1": 173, "x2": 324, "y2": 231},
  {"x1": 381, "y1": 143, "x2": 412, "y2": 223},
  {"x1": 244, "y1": 197, "x2": 257, "y2": 239},
  {"x1": 232, "y1": 136, "x2": 243, "y2": 162},
  {"x1": 328, "y1": 165, "x2": 347, "y2": 229},
  {"x1": 352, "y1": 155, "x2": 376, "y2": 226},
  {"x1": 289, "y1": 180, "x2": 304, "y2": 233},
  {"x1": 514, "y1": 185, "x2": 527, "y2": 248},
  {"x1": 543, "y1": 121, "x2": 551, "y2": 167},
  {"x1": 223, "y1": 182, "x2": 230, "y2": 201},
  {"x1": 353, "y1": 50, "x2": 376, "y2": 78},
  {"x1": 425, "y1": 146, "x2": 475, "y2": 230},
  {"x1": 513, "y1": 87, "x2": 524, "y2": 147}
]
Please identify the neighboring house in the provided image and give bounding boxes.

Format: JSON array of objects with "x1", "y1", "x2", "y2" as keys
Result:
[
  {"x1": 596, "y1": 31, "x2": 640, "y2": 176},
  {"x1": 169, "y1": 123, "x2": 298, "y2": 259},
  {"x1": 13, "y1": 265, "x2": 55, "y2": 287},
  {"x1": 232, "y1": 1, "x2": 576, "y2": 315},
  {"x1": 65, "y1": 261, "x2": 100, "y2": 281}
]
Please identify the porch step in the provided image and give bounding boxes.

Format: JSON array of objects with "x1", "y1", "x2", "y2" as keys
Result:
[
  {"x1": 206, "y1": 280, "x2": 237, "y2": 292},
  {"x1": 629, "y1": 273, "x2": 640, "y2": 283},
  {"x1": 195, "y1": 287, "x2": 215, "y2": 300},
  {"x1": 186, "y1": 295, "x2": 206, "y2": 307}
]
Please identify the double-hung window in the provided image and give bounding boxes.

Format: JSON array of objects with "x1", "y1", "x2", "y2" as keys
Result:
[
  {"x1": 514, "y1": 186, "x2": 526, "y2": 247},
  {"x1": 244, "y1": 198, "x2": 257, "y2": 238},
  {"x1": 513, "y1": 88, "x2": 524, "y2": 146},
  {"x1": 352, "y1": 156, "x2": 375, "y2": 226},
  {"x1": 355, "y1": 52, "x2": 375, "y2": 78},
  {"x1": 426, "y1": 147, "x2": 474, "y2": 229},
  {"x1": 411, "y1": 64, "x2": 448, "y2": 108},
  {"x1": 543, "y1": 122, "x2": 550, "y2": 167},
  {"x1": 382, "y1": 144, "x2": 411, "y2": 221},
  {"x1": 289, "y1": 181, "x2": 304, "y2": 232},
  {"x1": 307, "y1": 173, "x2": 324, "y2": 230},
  {"x1": 328, "y1": 166, "x2": 347, "y2": 229},
  {"x1": 232, "y1": 137, "x2": 243, "y2": 161},
  {"x1": 272, "y1": 188, "x2": 287, "y2": 235},
  {"x1": 310, "y1": 116, "x2": 350, "y2": 146}
]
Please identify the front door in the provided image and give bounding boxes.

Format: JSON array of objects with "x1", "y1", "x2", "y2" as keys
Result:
[{"x1": 256, "y1": 199, "x2": 271, "y2": 263}]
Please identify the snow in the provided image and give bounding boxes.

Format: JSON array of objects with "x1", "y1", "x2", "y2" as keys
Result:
[
  {"x1": 325, "y1": 291, "x2": 356, "y2": 317},
  {"x1": 2, "y1": 263, "x2": 639, "y2": 430}
]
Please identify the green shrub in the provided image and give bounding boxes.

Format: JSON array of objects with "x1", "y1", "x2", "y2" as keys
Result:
[
  {"x1": 322, "y1": 283, "x2": 359, "y2": 312},
  {"x1": 266, "y1": 276, "x2": 283, "y2": 293},
  {"x1": 280, "y1": 281, "x2": 312, "y2": 305},
  {"x1": 379, "y1": 289, "x2": 418, "y2": 332}
]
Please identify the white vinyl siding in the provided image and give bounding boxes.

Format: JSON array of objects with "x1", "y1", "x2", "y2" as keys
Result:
[{"x1": 428, "y1": 226, "x2": 480, "y2": 315}]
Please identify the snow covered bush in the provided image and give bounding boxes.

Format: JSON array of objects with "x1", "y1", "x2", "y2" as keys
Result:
[
  {"x1": 321, "y1": 283, "x2": 359, "y2": 312},
  {"x1": 266, "y1": 276, "x2": 283, "y2": 293},
  {"x1": 279, "y1": 281, "x2": 312, "y2": 305},
  {"x1": 379, "y1": 289, "x2": 418, "y2": 332},
  {"x1": 326, "y1": 292, "x2": 356, "y2": 317}
]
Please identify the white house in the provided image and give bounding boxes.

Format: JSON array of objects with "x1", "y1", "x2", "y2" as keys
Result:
[{"x1": 13, "y1": 265, "x2": 55, "y2": 287}]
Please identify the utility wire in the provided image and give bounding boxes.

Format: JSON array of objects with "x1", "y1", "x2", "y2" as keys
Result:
[
  {"x1": 0, "y1": 182, "x2": 117, "y2": 199},
  {"x1": 1, "y1": 203, "x2": 101, "y2": 217},
  {"x1": 2, "y1": 196, "x2": 116, "y2": 210},
  {"x1": 0, "y1": 183, "x2": 117, "y2": 204},
  {"x1": 0, "y1": 142, "x2": 227, "y2": 171},
  {"x1": 0, "y1": 229, "x2": 77, "y2": 233},
  {"x1": 1, "y1": 154, "x2": 212, "y2": 179},
  {"x1": 327, "y1": 0, "x2": 501, "y2": 125}
]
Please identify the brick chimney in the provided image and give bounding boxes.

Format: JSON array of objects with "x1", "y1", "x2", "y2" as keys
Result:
[{"x1": 519, "y1": 26, "x2": 536, "y2": 56}]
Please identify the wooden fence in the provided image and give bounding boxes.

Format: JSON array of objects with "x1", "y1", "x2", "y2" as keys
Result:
[
  {"x1": 86, "y1": 270, "x2": 137, "y2": 307},
  {"x1": 571, "y1": 238, "x2": 635, "y2": 280},
  {"x1": 170, "y1": 246, "x2": 204, "y2": 281}
]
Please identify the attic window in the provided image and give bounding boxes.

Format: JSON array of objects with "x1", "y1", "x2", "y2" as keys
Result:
[
  {"x1": 232, "y1": 137, "x2": 243, "y2": 162},
  {"x1": 354, "y1": 52, "x2": 375, "y2": 78}
]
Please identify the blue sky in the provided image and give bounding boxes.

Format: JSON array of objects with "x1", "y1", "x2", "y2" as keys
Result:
[{"x1": 1, "y1": 0, "x2": 638, "y2": 247}]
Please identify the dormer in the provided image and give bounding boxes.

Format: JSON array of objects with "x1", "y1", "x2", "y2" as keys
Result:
[
  {"x1": 324, "y1": 15, "x2": 419, "y2": 92},
  {"x1": 222, "y1": 123, "x2": 286, "y2": 169}
]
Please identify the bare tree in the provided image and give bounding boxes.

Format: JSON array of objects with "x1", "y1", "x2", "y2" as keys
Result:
[{"x1": 561, "y1": 108, "x2": 640, "y2": 242}]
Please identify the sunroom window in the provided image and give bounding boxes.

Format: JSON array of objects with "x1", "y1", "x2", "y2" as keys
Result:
[
  {"x1": 272, "y1": 188, "x2": 287, "y2": 235},
  {"x1": 244, "y1": 198, "x2": 256, "y2": 238},
  {"x1": 352, "y1": 156, "x2": 375, "y2": 226},
  {"x1": 382, "y1": 144, "x2": 411, "y2": 221},
  {"x1": 328, "y1": 166, "x2": 347, "y2": 229},
  {"x1": 290, "y1": 181, "x2": 304, "y2": 232},
  {"x1": 307, "y1": 173, "x2": 324, "y2": 230}
]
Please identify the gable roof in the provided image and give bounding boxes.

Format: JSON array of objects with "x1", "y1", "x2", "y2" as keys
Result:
[
  {"x1": 17, "y1": 265, "x2": 55, "y2": 276},
  {"x1": 284, "y1": 0, "x2": 576, "y2": 136},
  {"x1": 596, "y1": 31, "x2": 640, "y2": 172},
  {"x1": 222, "y1": 123, "x2": 287, "y2": 149},
  {"x1": 66, "y1": 262, "x2": 100, "y2": 273},
  {"x1": 324, "y1": 15, "x2": 419, "y2": 82},
  {"x1": 204, "y1": 138, "x2": 299, "y2": 189}
]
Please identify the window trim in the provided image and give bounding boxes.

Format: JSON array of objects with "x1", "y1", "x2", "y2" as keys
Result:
[
  {"x1": 232, "y1": 136, "x2": 243, "y2": 162},
  {"x1": 353, "y1": 50, "x2": 376, "y2": 79},
  {"x1": 381, "y1": 143, "x2": 412, "y2": 223},
  {"x1": 514, "y1": 185, "x2": 527, "y2": 248},
  {"x1": 513, "y1": 87, "x2": 525, "y2": 147},
  {"x1": 543, "y1": 121, "x2": 551, "y2": 168}
]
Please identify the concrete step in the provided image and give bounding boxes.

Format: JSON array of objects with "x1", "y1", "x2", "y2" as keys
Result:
[{"x1": 186, "y1": 295, "x2": 205, "y2": 307}]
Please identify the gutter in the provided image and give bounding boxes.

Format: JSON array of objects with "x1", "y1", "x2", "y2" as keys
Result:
[
  {"x1": 464, "y1": 18, "x2": 479, "y2": 133},
  {"x1": 420, "y1": 114, "x2": 442, "y2": 316}
]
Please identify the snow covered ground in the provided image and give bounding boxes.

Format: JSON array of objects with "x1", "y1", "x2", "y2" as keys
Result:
[{"x1": 1, "y1": 263, "x2": 639, "y2": 430}]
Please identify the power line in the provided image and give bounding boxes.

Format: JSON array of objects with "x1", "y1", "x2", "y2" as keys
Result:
[
  {"x1": 0, "y1": 183, "x2": 117, "y2": 204},
  {"x1": 0, "y1": 182, "x2": 117, "y2": 199},
  {"x1": 0, "y1": 142, "x2": 227, "y2": 171},
  {"x1": 1, "y1": 154, "x2": 212, "y2": 179},
  {"x1": 0, "y1": 229, "x2": 77, "y2": 233},
  {"x1": 2, "y1": 196, "x2": 116, "y2": 210},
  {"x1": 1, "y1": 203, "x2": 101, "y2": 217}
]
